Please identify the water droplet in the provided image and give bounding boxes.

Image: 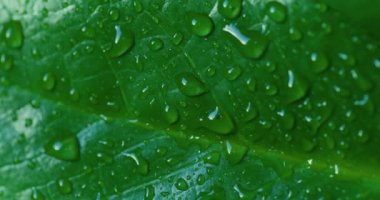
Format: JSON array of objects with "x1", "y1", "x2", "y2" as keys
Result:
[
  {"x1": 81, "y1": 25, "x2": 95, "y2": 38},
  {"x1": 42, "y1": 73, "x2": 56, "y2": 91},
  {"x1": 264, "y1": 82, "x2": 278, "y2": 96},
  {"x1": 0, "y1": 54, "x2": 13, "y2": 71},
  {"x1": 31, "y1": 188, "x2": 45, "y2": 200},
  {"x1": 196, "y1": 174, "x2": 206, "y2": 185},
  {"x1": 69, "y1": 88, "x2": 79, "y2": 101},
  {"x1": 373, "y1": 58, "x2": 380, "y2": 68},
  {"x1": 175, "y1": 72, "x2": 207, "y2": 96},
  {"x1": 144, "y1": 185, "x2": 155, "y2": 200},
  {"x1": 283, "y1": 70, "x2": 309, "y2": 103},
  {"x1": 338, "y1": 53, "x2": 356, "y2": 66},
  {"x1": 310, "y1": 52, "x2": 329, "y2": 73},
  {"x1": 223, "y1": 24, "x2": 269, "y2": 59},
  {"x1": 265, "y1": 1, "x2": 287, "y2": 23},
  {"x1": 356, "y1": 129, "x2": 369, "y2": 143},
  {"x1": 243, "y1": 101, "x2": 258, "y2": 122},
  {"x1": 302, "y1": 139, "x2": 316, "y2": 152},
  {"x1": 44, "y1": 134, "x2": 80, "y2": 161},
  {"x1": 201, "y1": 106, "x2": 235, "y2": 135},
  {"x1": 224, "y1": 140, "x2": 248, "y2": 165},
  {"x1": 124, "y1": 153, "x2": 149, "y2": 175},
  {"x1": 109, "y1": 8, "x2": 120, "y2": 21},
  {"x1": 350, "y1": 70, "x2": 372, "y2": 91},
  {"x1": 3, "y1": 20, "x2": 24, "y2": 48},
  {"x1": 149, "y1": 38, "x2": 164, "y2": 51},
  {"x1": 133, "y1": 0, "x2": 144, "y2": 13},
  {"x1": 289, "y1": 27, "x2": 302, "y2": 41},
  {"x1": 203, "y1": 152, "x2": 221, "y2": 165},
  {"x1": 175, "y1": 178, "x2": 189, "y2": 191},
  {"x1": 217, "y1": 0, "x2": 242, "y2": 19},
  {"x1": 164, "y1": 104, "x2": 179, "y2": 124},
  {"x1": 246, "y1": 78, "x2": 256, "y2": 92},
  {"x1": 205, "y1": 65, "x2": 216, "y2": 77},
  {"x1": 171, "y1": 32, "x2": 183, "y2": 46},
  {"x1": 187, "y1": 13, "x2": 214, "y2": 37},
  {"x1": 277, "y1": 109, "x2": 295, "y2": 130},
  {"x1": 226, "y1": 66, "x2": 242, "y2": 81},
  {"x1": 107, "y1": 25, "x2": 134, "y2": 58},
  {"x1": 56, "y1": 178, "x2": 73, "y2": 194}
]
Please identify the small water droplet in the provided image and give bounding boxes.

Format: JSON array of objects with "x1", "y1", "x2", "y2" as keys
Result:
[
  {"x1": 69, "y1": 88, "x2": 79, "y2": 101},
  {"x1": 243, "y1": 101, "x2": 258, "y2": 122},
  {"x1": 31, "y1": 188, "x2": 45, "y2": 200},
  {"x1": 81, "y1": 25, "x2": 95, "y2": 38},
  {"x1": 310, "y1": 52, "x2": 329, "y2": 73},
  {"x1": 356, "y1": 129, "x2": 369, "y2": 143},
  {"x1": 217, "y1": 0, "x2": 242, "y2": 19},
  {"x1": 283, "y1": 70, "x2": 309, "y2": 103},
  {"x1": 0, "y1": 54, "x2": 13, "y2": 71},
  {"x1": 149, "y1": 38, "x2": 164, "y2": 51},
  {"x1": 224, "y1": 140, "x2": 248, "y2": 165},
  {"x1": 164, "y1": 104, "x2": 179, "y2": 124},
  {"x1": 203, "y1": 152, "x2": 221, "y2": 165},
  {"x1": 187, "y1": 13, "x2": 214, "y2": 37},
  {"x1": 56, "y1": 178, "x2": 73, "y2": 194},
  {"x1": 201, "y1": 106, "x2": 235, "y2": 135},
  {"x1": 107, "y1": 25, "x2": 134, "y2": 58},
  {"x1": 3, "y1": 20, "x2": 24, "y2": 48},
  {"x1": 205, "y1": 65, "x2": 216, "y2": 77},
  {"x1": 133, "y1": 0, "x2": 144, "y2": 13},
  {"x1": 264, "y1": 82, "x2": 278, "y2": 96},
  {"x1": 265, "y1": 1, "x2": 287, "y2": 23},
  {"x1": 289, "y1": 27, "x2": 302, "y2": 41},
  {"x1": 175, "y1": 178, "x2": 189, "y2": 191},
  {"x1": 109, "y1": 8, "x2": 120, "y2": 21},
  {"x1": 302, "y1": 139, "x2": 316, "y2": 152},
  {"x1": 223, "y1": 24, "x2": 269, "y2": 59},
  {"x1": 175, "y1": 72, "x2": 207, "y2": 96},
  {"x1": 196, "y1": 174, "x2": 206, "y2": 185},
  {"x1": 246, "y1": 78, "x2": 256, "y2": 92},
  {"x1": 226, "y1": 66, "x2": 242, "y2": 81},
  {"x1": 144, "y1": 185, "x2": 155, "y2": 200},
  {"x1": 171, "y1": 32, "x2": 183, "y2": 45},
  {"x1": 277, "y1": 109, "x2": 295, "y2": 130},
  {"x1": 44, "y1": 134, "x2": 80, "y2": 161},
  {"x1": 42, "y1": 73, "x2": 56, "y2": 91},
  {"x1": 124, "y1": 153, "x2": 149, "y2": 175}
]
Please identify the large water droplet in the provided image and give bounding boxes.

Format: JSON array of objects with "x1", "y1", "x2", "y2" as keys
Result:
[
  {"x1": 310, "y1": 52, "x2": 329, "y2": 73},
  {"x1": 223, "y1": 24, "x2": 268, "y2": 59},
  {"x1": 107, "y1": 25, "x2": 134, "y2": 58},
  {"x1": 42, "y1": 73, "x2": 56, "y2": 91},
  {"x1": 44, "y1": 135, "x2": 80, "y2": 161},
  {"x1": 187, "y1": 13, "x2": 214, "y2": 37},
  {"x1": 149, "y1": 38, "x2": 164, "y2": 51},
  {"x1": 224, "y1": 140, "x2": 247, "y2": 165},
  {"x1": 217, "y1": 0, "x2": 242, "y2": 19},
  {"x1": 56, "y1": 178, "x2": 73, "y2": 194},
  {"x1": 175, "y1": 178, "x2": 189, "y2": 191},
  {"x1": 201, "y1": 106, "x2": 235, "y2": 135},
  {"x1": 124, "y1": 153, "x2": 149, "y2": 175},
  {"x1": 175, "y1": 72, "x2": 207, "y2": 96},
  {"x1": 265, "y1": 1, "x2": 287, "y2": 23},
  {"x1": 3, "y1": 20, "x2": 24, "y2": 48}
]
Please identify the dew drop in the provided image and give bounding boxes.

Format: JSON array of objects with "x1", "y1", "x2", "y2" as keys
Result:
[
  {"x1": 264, "y1": 82, "x2": 278, "y2": 96},
  {"x1": 42, "y1": 73, "x2": 56, "y2": 91},
  {"x1": 187, "y1": 13, "x2": 214, "y2": 37},
  {"x1": 226, "y1": 66, "x2": 242, "y2": 81},
  {"x1": 217, "y1": 0, "x2": 242, "y2": 19},
  {"x1": 175, "y1": 72, "x2": 207, "y2": 96},
  {"x1": 69, "y1": 88, "x2": 80, "y2": 101},
  {"x1": 277, "y1": 109, "x2": 295, "y2": 130},
  {"x1": 265, "y1": 1, "x2": 287, "y2": 23},
  {"x1": 310, "y1": 52, "x2": 329, "y2": 73},
  {"x1": 107, "y1": 25, "x2": 134, "y2": 58},
  {"x1": 81, "y1": 25, "x2": 95, "y2": 38},
  {"x1": 3, "y1": 20, "x2": 24, "y2": 48},
  {"x1": 56, "y1": 178, "x2": 73, "y2": 194},
  {"x1": 0, "y1": 54, "x2": 13, "y2": 71},
  {"x1": 201, "y1": 106, "x2": 235, "y2": 135},
  {"x1": 206, "y1": 65, "x2": 216, "y2": 77},
  {"x1": 224, "y1": 140, "x2": 248, "y2": 165},
  {"x1": 175, "y1": 178, "x2": 189, "y2": 191},
  {"x1": 149, "y1": 38, "x2": 164, "y2": 51},
  {"x1": 223, "y1": 24, "x2": 268, "y2": 59},
  {"x1": 289, "y1": 27, "x2": 302, "y2": 41},
  {"x1": 302, "y1": 139, "x2": 316, "y2": 152},
  {"x1": 124, "y1": 153, "x2": 149, "y2": 175},
  {"x1": 44, "y1": 135, "x2": 80, "y2": 161},
  {"x1": 283, "y1": 70, "x2": 309, "y2": 103},
  {"x1": 109, "y1": 8, "x2": 120, "y2": 21},
  {"x1": 144, "y1": 185, "x2": 155, "y2": 200},
  {"x1": 243, "y1": 101, "x2": 258, "y2": 122},
  {"x1": 203, "y1": 152, "x2": 221, "y2": 165},
  {"x1": 31, "y1": 188, "x2": 44, "y2": 200},
  {"x1": 246, "y1": 78, "x2": 256, "y2": 92},
  {"x1": 171, "y1": 32, "x2": 184, "y2": 46},
  {"x1": 356, "y1": 129, "x2": 369, "y2": 143},
  {"x1": 164, "y1": 104, "x2": 179, "y2": 124},
  {"x1": 196, "y1": 174, "x2": 206, "y2": 185},
  {"x1": 133, "y1": 0, "x2": 144, "y2": 13}
]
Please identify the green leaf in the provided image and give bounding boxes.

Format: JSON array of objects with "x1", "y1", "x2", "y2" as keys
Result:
[{"x1": 1, "y1": 0, "x2": 380, "y2": 199}]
